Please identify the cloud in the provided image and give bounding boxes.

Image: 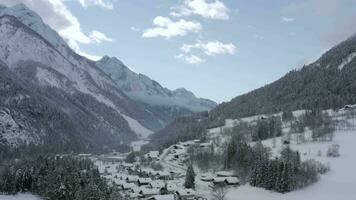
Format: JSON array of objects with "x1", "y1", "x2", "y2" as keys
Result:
[
  {"x1": 142, "y1": 16, "x2": 202, "y2": 39},
  {"x1": 281, "y1": 17, "x2": 295, "y2": 22},
  {"x1": 89, "y1": 30, "x2": 113, "y2": 43},
  {"x1": 77, "y1": 0, "x2": 115, "y2": 10},
  {"x1": 170, "y1": 0, "x2": 230, "y2": 20},
  {"x1": 130, "y1": 26, "x2": 141, "y2": 32},
  {"x1": 0, "y1": 0, "x2": 113, "y2": 60},
  {"x1": 181, "y1": 41, "x2": 236, "y2": 56},
  {"x1": 252, "y1": 34, "x2": 265, "y2": 40},
  {"x1": 175, "y1": 54, "x2": 205, "y2": 64}
]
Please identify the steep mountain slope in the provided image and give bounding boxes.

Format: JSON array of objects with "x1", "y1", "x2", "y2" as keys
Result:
[
  {"x1": 149, "y1": 33, "x2": 356, "y2": 147},
  {"x1": 0, "y1": 4, "x2": 216, "y2": 151},
  {"x1": 0, "y1": 5, "x2": 162, "y2": 150},
  {"x1": 0, "y1": 61, "x2": 134, "y2": 152},
  {"x1": 96, "y1": 56, "x2": 217, "y2": 124}
]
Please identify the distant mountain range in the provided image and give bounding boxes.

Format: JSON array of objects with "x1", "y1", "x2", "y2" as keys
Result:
[
  {"x1": 149, "y1": 32, "x2": 356, "y2": 147},
  {"x1": 0, "y1": 4, "x2": 216, "y2": 152}
]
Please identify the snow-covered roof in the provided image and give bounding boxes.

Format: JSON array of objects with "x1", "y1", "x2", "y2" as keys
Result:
[
  {"x1": 138, "y1": 178, "x2": 152, "y2": 184},
  {"x1": 122, "y1": 183, "x2": 136, "y2": 189},
  {"x1": 150, "y1": 180, "x2": 165, "y2": 188},
  {"x1": 146, "y1": 194, "x2": 175, "y2": 200},
  {"x1": 200, "y1": 173, "x2": 214, "y2": 181},
  {"x1": 140, "y1": 188, "x2": 160, "y2": 195},
  {"x1": 126, "y1": 175, "x2": 139, "y2": 182},
  {"x1": 213, "y1": 177, "x2": 239, "y2": 184},
  {"x1": 216, "y1": 171, "x2": 235, "y2": 177},
  {"x1": 176, "y1": 189, "x2": 195, "y2": 196}
]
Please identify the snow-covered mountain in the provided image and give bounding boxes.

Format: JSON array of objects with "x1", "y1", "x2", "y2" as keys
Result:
[
  {"x1": 96, "y1": 56, "x2": 217, "y2": 112},
  {"x1": 0, "y1": 4, "x2": 216, "y2": 150}
]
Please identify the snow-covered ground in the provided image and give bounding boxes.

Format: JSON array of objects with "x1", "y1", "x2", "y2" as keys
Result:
[
  {"x1": 0, "y1": 193, "x2": 41, "y2": 200},
  {"x1": 225, "y1": 130, "x2": 356, "y2": 200}
]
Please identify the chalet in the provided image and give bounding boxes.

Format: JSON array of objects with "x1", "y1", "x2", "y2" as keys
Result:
[
  {"x1": 126, "y1": 175, "x2": 139, "y2": 183},
  {"x1": 121, "y1": 183, "x2": 136, "y2": 191},
  {"x1": 175, "y1": 189, "x2": 195, "y2": 200},
  {"x1": 149, "y1": 180, "x2": 165, "y2": 189},
  {"x1": 146, "y1": 194, "x2": 175, "y2": 200},
  {"x1": 213, "y1": 177, "x2": 239, "y2": 186},
  {"x1": 138, "y1": 178, "x2": 152, "y2": 186},
  {"x1": 155, "y1": 171, "x2": 171, "y2": 180},
  {"x1": 139, "y1": 188, "x2": 161, "y2": 198}
]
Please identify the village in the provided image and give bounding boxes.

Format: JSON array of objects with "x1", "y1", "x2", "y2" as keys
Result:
[
  {"x1": 82, "y1": 137, "x2": 240, "y2": 200},
  {"x1": 80, "y1": 105, "x2": 355, "y2": 200}
]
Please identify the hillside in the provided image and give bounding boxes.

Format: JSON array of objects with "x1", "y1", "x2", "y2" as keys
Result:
[
  {"x1": 210, "y1": 34, "x2": 356, "y2": 120},
  {"x1": 149, "y1": 33, "x2": 356, "y2": 146}
]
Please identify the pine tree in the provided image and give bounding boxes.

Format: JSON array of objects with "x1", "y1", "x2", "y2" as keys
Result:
[{"x1": 184, "y1": 164, "x2": 196, "y2": 189}]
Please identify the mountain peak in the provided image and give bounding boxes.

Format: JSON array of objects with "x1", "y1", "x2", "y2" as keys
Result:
[{"x1": 0, "y1": 3, "x2": 69, "y2": 55}]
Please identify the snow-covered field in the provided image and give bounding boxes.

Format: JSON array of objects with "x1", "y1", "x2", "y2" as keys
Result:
[
  {"x1": 0, "y1": 193, "x2": 41, "y2": 200},
  {"x1": 225, "y1": 130, "x2": 356, "y2": 200}
]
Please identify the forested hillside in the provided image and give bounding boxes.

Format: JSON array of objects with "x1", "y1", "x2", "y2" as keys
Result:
[
  {"x1": 150, "y1": 34, "x2": 356, "y2": 147},
  {"x1": 210, "y1": 34, "x2": 356, "y2": 120}
]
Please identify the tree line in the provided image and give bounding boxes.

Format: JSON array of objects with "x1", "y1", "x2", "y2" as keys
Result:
[{"x1": 0, "y1": 156, "x2": 122, "y2": 200}]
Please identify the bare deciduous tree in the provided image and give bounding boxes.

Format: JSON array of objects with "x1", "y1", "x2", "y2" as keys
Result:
[{"x1": 211, "y1": 185, "x2": 227, "y2": 200}]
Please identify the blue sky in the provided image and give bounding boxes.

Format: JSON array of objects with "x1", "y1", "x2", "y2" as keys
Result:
[{"x1": 3, "y1": 0, "x2": 356, "y2": 103}]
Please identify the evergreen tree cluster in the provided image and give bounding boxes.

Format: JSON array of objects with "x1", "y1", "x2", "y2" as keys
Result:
[
  {"x1": 0, "y1": 156, "x2": 122, "y2": 200},
  {"x1": 223, "y1": 136, "x2": 328, "y2": 193},
  {"x1": 253, "y1": 116, "x2": 282, "y2": 141}
]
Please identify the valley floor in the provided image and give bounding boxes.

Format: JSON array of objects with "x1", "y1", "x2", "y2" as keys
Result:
[{"x1": 225, "y1": 130, "x2": 356, "y2": 200}]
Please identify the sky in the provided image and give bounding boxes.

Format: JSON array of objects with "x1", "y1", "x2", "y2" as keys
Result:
[{"x1": 1, "y1": 0, "x2": 356, "y2": 103}]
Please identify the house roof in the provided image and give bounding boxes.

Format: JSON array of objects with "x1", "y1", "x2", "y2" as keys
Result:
[
  {"x1": 122, "y1": 183, "x2": 136, "y2": 189},
  {"x1": 213, "y1": 177, "x2": 239, "y2": 184},
  {"x1": 138, "y1": 178, "x2": 152, "y2": 184},
  {"x1": 216, "y1": 171, "x2": 235, "y2": 177},
  {"x1": 140, "y1": 188, "x2": 160, "y2": 195},
  {"x1": 146, "y1": 194, "x2": 175, "y2": 200},
  {"x1": 126, "y1": 175, "x2": 139, "y2": 182},
  {"x1": 150, "y1": 180, "x2": 165, "y2": 188},
  {"x1": 176, "y1": 189, "x2": 195, "y2": 196}
]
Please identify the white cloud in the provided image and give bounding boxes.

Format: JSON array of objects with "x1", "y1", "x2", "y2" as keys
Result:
[
  {"x1": 170, "y1": 0, "x2": 230, "y2": 20},
  {"x1": 89, "y1": 30, "x2": 113, "y2": 43},
  {"x1": 181, "y1": 41, "x2": 236, "y2": 56},
  {"x1": 130, "y1": 26, "x2": 141, "y2": 32},
  {"x1": 142, "y1": 16, "x2": 202, "y2": 39},
  {"x1": 281, "y1": 17, "x2": 295, "y2": 22},
  {"x1": 77, "y1": 0, "x2": 115, "y2": 10},
  {"x1": 175, "y1": 54, "x2": 205, "y2": 64},
  {"x1": 252, "y1": 34, "x2": 265, "y2": 40},
  {"x1": 0, "y1": 0, "x2": 113, "y2": 60}
]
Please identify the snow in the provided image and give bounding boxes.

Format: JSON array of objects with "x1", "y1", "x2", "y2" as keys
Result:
[
  {"x1": 225, "y1": 130, "x2": 356, "y2": 200},
  {"x1": 121, "y1": 114, "x2": 153, "y2": 139},
  {"x1": 338, "y1": 52, "x2": 356, "y2": 70},
  {"x1": 96, "y1": 56, "x2": 216, "y2": 112},
  {"x1": 0, "y1": 193, "x2": 41, "y2": 200}
]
